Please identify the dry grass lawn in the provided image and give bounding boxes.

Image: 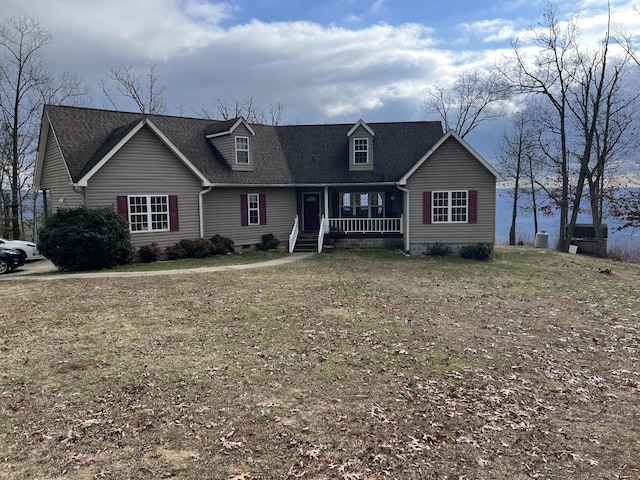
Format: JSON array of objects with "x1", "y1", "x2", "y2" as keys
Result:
[{"x1": 1, "y1": 247, "x2": 639, "y2": 479}]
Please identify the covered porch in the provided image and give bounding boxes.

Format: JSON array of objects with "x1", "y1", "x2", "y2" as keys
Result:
[{"x1": 289, "y1": 186, "x2": 405, "y2": 252}]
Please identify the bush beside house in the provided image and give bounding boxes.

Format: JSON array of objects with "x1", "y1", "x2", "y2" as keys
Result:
[
  {"x1": 164, "y1": 235, "x2": 235, "y2": 260},
  {"x1": 38, "y1": 207, "x2": 134, "y2": 271}
]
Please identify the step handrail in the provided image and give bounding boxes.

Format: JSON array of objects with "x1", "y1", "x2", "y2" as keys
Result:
[{"x1": 288, "y1": 215, "x2": 299, "y2": 253}]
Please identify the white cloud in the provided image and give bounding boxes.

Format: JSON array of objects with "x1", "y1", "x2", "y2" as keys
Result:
[
  {"x1": 4, "y1": 0, "x2": 638, "y2": 141},
  {"x1": 370, "y1": 0, "x2": 386, "y2": 14},
  {"x1": 460, "y1": 19, "x2": 517, "y2": 43},
  {"x1": 6, "y1": 0, "x2": 231, "y2": 60}
]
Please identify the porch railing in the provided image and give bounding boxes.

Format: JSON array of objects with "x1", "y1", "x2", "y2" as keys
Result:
[
  {"x1": 288, "y1": 215, "x2": 299, "y2": 253},
  {"x1": 329, "y1": 215, "x2": 403, "y2": 234},
  {"x1": 317, "y1": 215, "x2": 329, "y2": 252}
]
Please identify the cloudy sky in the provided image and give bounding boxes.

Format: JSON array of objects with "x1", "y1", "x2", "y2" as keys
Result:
[{"x1": 4, "y1": 0, "x2": 640, "y2": 157}]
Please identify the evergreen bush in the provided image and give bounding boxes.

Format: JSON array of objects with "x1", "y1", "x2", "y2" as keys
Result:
[
  {"x1": 460, "y1": 243, "x2": 493, "y2": 261},
  {"x1": 38, "y1": 206, "x2": 134, "y2": 271},
  {"x1": 209, "y1": 234, "x2": 235, "y2": 254},
  {"x1": 257, "y1": 233, "x2": 279, "y2": 251},
  {"x1": 165, "y1": 239, "x2": 215, "y2": 259},
  {"x1": 138, "y1": 243, "x2": 162, "y2": 263}
]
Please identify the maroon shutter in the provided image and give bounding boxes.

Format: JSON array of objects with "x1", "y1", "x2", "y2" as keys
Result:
[
  {"x1": 468, "y1": 190, "x2": 477, "y2": 224},
  {"x1": 332, "y1": 192, "x2": 340, "y2": 218},
  {"x1": 169, "y1": 195, "x2": 179, "y2": 231},
  {"x1": 117, "y1": 196, "x2": 128, "y2": 221},
  {"x1": 423, "y1": 191, "x2": 432, "y2": 224},
  {"x1": 259, "y1": 194, "x2": 267, "y2": 225},
  {"x1": 240, "y1": 195, "x2": 248, "y2": 226}
]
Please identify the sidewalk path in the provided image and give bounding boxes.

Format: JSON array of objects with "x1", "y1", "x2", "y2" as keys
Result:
[{"x1": 1, "y1": 253, "x2": 315, "y2": 281}]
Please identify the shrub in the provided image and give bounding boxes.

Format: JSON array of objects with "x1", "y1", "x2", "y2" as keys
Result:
[
  {"x1": 324, "y1": 226, "x2": 345, "y2": 247},
  {"x1": 209, "y1": 234, "x2": 235, "y2": 254},
  {"x1": 38, "y1": 206, "x2": 134, "y2": 271},
  {"x1": 426, "y1": 242, "x2": 452, "y2": 257},
  {"x1": 166, "y1": 238, "x2": 215, "y2": 259},
  {"x1": 257, "y1": 233, "x2": 279, "y2": 251},
  {"x1": 138, "y1": 243, "x2": 162, "y2": 263},
  {"x1": 165, "y1": 244, "x2": 181, "y2": 260},
  {"x1": 460, "y1": 243, "x2": 493, "y2": 261}
]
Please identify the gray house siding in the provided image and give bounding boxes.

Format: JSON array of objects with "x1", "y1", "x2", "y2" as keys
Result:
[
  {"x1": 208, "y1": 124, "x2": 254, "y2": 171},
  {"x1": 405, "y1": 137, "x2": 496, "y2": 254},
  {"x1": 40, "y1": 130, "x2": 84, "y2": 210},
  {"x1": 210, "y1": 135, "x2": 233, "y2": 162},
  {"x1": 348, "y1": 125, "x2": 374, "y2": 171},
  {"x1": 84, "y1": 125, "x2": 203, "y2": 249},
  {"x1": 203, "y1": 187, "x2": 296, "y2": 248}
]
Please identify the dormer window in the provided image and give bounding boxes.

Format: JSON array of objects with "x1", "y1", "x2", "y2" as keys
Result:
[
  {"x1": 354, "y1": 138, "x2": 368, "y2": 164},
  {"x1": 206, "y1": 118, "x2": 255, "y2": 171},
  {"x1": 235, "y1": 136, "x2": 249, "y2": 164},
  {"x1": 347, "y1": 120, "x2": 374, "y2": 171}
]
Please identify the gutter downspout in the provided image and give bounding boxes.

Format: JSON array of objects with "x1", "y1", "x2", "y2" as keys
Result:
[
  {"x1": 72, "y1": 185, "x2": 86, "y2": 206},
  {"x1": 199, "y1": 186, "x2": 212, "y2": 238},
  {"x1": 396, "y1": 184, "x2": 410, "y2": 253}
]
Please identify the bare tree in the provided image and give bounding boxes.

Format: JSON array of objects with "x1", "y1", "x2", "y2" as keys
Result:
[
  {"x1": 0, "y1": 13, "x2": 89, "y2": 239},
  {"x1": 499, "y1": 2, "x2": 584, "y2": 252},
  {"x1": 424, "y1": 68, "x2": 508, "y2": 138},
  {"x1": 101, "y1": 64, "x2": 167, "y2": 114},
  {"x1": 501, "y1": 2, "x2": 639, "y2": 255},
  {"x1": 267, "y1": 101, "x2": 285, "y2": 126},
  {"x1": 571, "y1": 21, "x2": 639, "y2": 256},
  {"x1": 496, "y1": 109, "x2": 543, "y2": 244},
  {"x1": 608, "y1": 14, "x2": 640, "y2": 234},
  {"x1": 198, "y1": 97, "x2": 285, "y2": 125}
]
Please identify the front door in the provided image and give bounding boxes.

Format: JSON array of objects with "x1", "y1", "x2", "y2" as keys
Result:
[{"x1": 303, "y1": 193, "x2": 320, "y2": 231}]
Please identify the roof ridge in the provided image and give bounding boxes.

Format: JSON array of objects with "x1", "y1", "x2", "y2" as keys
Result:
[
  {"x1": 45, "y1": 104, "x2": 441, "y2": 129},
  {"x1": 45, "y1": 104, "x2": 221, "y2": 123}
]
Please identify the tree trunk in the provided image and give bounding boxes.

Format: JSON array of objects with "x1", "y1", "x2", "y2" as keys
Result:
[{"x1": 509, "y1": 177, "x2": 521, "y2": 246}]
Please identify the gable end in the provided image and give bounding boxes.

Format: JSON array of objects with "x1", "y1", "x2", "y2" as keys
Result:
[{"x1": 348, "y1": 123, "x2": 374, "y2": 172}]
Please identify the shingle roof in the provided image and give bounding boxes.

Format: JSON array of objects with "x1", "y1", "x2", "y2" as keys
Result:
[{"x1": 44, "y1": 105, "x2": 445, "y2": 185}]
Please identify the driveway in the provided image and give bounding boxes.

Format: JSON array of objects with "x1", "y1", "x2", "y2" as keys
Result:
[
  {"x1": 1, "y1": 259, "x2": 58, "y2": 277},
  {"x1": 1, "y1": 253, "x2": 314, "y2": 281}
]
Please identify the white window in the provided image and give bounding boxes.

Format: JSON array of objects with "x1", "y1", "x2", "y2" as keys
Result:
[
  {"x1": 370, "y1": 192, "x2": 383, "y2": 218},
  {"x1": 341, "y1": 193, "x2": 352, "y2": 217},
  {"x1": 248, "y1": 193, "x2": 260, "y2": 225},
  {"x1": 340, "y1": 192, "x2": 384, "y2": 218},
  {"x1": 354, "y1": 138, "x2": 368, "y2": 164},
  {"x1": 128, "y1": 195, "x2": 169, "y2": 232},
  {"x1": 236, "y1": 136, "x2": 249, "y2": 164},
  {"x1": 433, "y1": 191, "x2": 467, "y2": 223}
]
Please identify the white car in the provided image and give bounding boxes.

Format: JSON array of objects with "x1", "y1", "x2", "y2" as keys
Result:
[{"x1": 0, "y1": 238, "x2": 43, "y2": 261}]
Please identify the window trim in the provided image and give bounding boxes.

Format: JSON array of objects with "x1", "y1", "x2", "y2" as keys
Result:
[
  {"x1": 353, "y1": 137, "x2": 369, "y2": 164},
  {"x1": 340, "y1": 192, "x2": 384, "y2": 218},
  {"x1": 127, "y1": 194, "x2": 170, "y2": 233},
  {"x1": 247, "y1": 193, "x2": 260, "y2": 225},
  {"x1": 431, "y1": 190, "x2": 468, "y2": 224},
  {"x1": 241, "y1": 193, "x2": 267, "y2": 226},
  {"x1": 235, "y1": 136, "x2": 250, "y2": 164}
]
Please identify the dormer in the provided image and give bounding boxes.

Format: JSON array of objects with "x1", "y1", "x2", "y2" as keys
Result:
[
  {"x1": 205, "y1": 117, "x2": 256, "y2": 171},
  {"x1": 347, "y1": 119, "x2": 374, "y2": 171}
]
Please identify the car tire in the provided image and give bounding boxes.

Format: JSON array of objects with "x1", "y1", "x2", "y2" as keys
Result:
[
  {"x1": 16, "y1": 249, "x2": 27, "y2": 261},
  {"x1": 0, "y1": 259, "x2": 9, "y2": 274}
]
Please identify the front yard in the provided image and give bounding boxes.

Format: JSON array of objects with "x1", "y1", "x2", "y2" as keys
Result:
[{"x1": 1, "y1": 248, "x2": 639, "y2": 479}]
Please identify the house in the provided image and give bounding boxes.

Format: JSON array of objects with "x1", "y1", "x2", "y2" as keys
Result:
[{"x1": 34, "y1": 105, "x2": 502, "y2": 255}]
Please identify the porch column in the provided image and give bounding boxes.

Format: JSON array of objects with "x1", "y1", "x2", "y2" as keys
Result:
[{"x1": 324, "y1": 185, "x2": 329, "y2": 222}]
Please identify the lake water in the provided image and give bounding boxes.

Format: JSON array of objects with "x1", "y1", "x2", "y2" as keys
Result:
[{"x1": 495, "y1": 189, "x2": 640, "y2": 250}]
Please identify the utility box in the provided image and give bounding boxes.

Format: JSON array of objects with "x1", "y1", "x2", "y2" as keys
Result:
[
  {"x1": 534, "y1": 230, "x2": 549, "y2": 248},
  {"x1": 571, "y1": 224, "x2": 607, "y2": 255}
]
